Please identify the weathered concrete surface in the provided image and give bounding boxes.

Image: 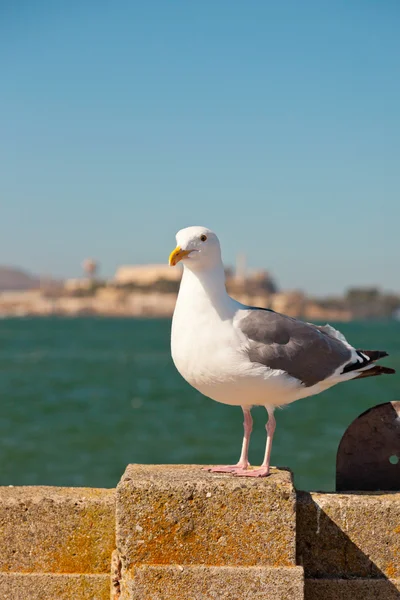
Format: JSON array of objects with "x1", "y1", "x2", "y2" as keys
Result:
[
  {"x1": 0, "y1": 487, "x2": 115, "y2": 574},
  {"x1": 116, "y1": 465, "x2": 296, "y2": 570},
  {"x1": 304, "y1": 578, "x2": 400, "y2": 600},
  {"x1": 297, "y1": 491, "x2": 400, "y2": 579},
  {"x1": 2, "y1": 468, "x2": 400, "y2": 599},
  {"x1": 0, "y1": 573, "x2": 110, "y2": 600},
  {"x1": 121, "y1": 565, "x2": 304, "y2": 600},
  {"x1": 111, "y1": 550, "x2": 122, "y2": 600}
]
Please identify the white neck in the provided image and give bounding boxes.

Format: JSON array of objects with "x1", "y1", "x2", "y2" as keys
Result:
[{"x1": 177, "y1": 261, "x2": 237, "y2": 320}]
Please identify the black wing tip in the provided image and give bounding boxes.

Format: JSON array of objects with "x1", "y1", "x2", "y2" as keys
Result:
[
  {"x1": 358, "y1": 349, "x2": 389, "y2": 361},
  {"x1": 342, "y1": 349, "x2": 392, "y2": 376},
  {"x1": 354, "y1": 365, "x2": 396, "y2": 380},
  {"x1": 377, "y1": 366, "x2": 396, "y2": 375}
]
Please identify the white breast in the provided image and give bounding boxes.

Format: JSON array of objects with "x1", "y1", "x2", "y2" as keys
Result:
[{"x1": 171, "y1": 302, "x2": 240, "y2": 387}]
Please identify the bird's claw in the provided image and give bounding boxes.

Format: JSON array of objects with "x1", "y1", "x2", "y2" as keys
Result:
[{"x1": 233, "y1": 467, "x2": 270, "y2": 477}]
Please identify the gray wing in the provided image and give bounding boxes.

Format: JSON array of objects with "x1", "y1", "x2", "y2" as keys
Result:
[{"x1": 237, "y1": 308, "x2": 352, "y2": 387}]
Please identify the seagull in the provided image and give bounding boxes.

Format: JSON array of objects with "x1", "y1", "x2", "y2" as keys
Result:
[{"x1": 169, "y1": 226, "x2": 395, "y2": 477}]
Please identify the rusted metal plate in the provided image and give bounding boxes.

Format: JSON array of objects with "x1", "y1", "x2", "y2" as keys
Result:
[{"x1": 336, "y1": 401, "x2": 400, "y2": 492}]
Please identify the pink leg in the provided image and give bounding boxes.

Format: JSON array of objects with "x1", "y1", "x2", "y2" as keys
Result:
[
  {"x1": 234, "y1": 408, "x2": 276, "y2": 477},
  {"x1": 206, "y1": 407, "x2": 253, "y2": 473}
]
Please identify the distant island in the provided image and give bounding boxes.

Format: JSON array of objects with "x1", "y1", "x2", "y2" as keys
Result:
[
  {"x1": 0, "y1": 262, "x2": 398, "y2": 321},
  {"x1": 0, "y1": 266, "x2": 41, "y2": 291}
]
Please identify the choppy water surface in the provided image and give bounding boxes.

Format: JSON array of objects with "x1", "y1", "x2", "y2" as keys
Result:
[{"x1": 0, "y1": 317, "x2": 398, "y2": 490}]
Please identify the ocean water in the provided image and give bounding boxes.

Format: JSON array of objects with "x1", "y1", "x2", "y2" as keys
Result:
[{"x1": 0, "y1": 317, "x2": 398, "y2": 491}]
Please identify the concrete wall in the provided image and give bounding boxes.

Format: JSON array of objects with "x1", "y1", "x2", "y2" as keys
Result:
[
  {"x1": 297, "y1": 491, "x2": 400, "y2": 600},
  {"x1": 0, "y1": 466, "x2": 399, "y2": 599},
  {"x1": 0, "y1": 486, "x2": 115, "y2": 599}
]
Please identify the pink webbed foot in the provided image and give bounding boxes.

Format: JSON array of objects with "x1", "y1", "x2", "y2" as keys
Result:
[
  {"x1": 204, "y1": 464, "x2": 250, "y2": 474},
  {"x1": 233, "y1": 466, "x2": 270, "y2": 477}
]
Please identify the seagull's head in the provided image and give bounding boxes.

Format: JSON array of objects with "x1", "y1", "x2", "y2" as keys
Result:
[{"x1": 169, "y1": 226, "x2": 222, "y2": 270}]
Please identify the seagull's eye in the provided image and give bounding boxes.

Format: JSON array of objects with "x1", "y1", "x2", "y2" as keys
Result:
[{"x1": 200, "y1": 234, "x2": 207, "y2": 242}]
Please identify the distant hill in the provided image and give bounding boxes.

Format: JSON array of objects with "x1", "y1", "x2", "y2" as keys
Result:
[{"x1": 0, "y1": 267, "x2": 41, "y2": 291}]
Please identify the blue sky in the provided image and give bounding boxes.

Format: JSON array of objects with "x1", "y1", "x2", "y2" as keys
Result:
[{"x1": 1, "y1": 1, "x2": 399, "y2": 295}]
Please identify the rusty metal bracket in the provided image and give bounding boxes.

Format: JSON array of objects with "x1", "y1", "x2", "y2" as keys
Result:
[{"x1": 336, "y1": 401, "x2": 400, "y2": 492}]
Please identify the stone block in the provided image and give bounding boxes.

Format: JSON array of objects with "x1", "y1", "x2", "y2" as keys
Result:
[
  {"x1": 0, "y1": 573, "x2": 110, "y2": 600},
  {"x1": 0, "y1": 487, "x2": 115, "y2": 574},
  {"x1": 121, "y1": 565, "x2": 304, "y2": 600},
  {"x1": 304, "y1": 578, "x2": 400, "y2": 600},
  {"x1": 116, "y1": 465, "x2": 296, "y2": 570},
  {"x1": 297, "y1": 491, "x2": 400, "y2": 579}
]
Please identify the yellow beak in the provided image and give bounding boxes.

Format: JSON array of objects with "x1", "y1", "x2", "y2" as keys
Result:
[{"x1": 169, "y1": 246, "x2": 191, "y2": 266}]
